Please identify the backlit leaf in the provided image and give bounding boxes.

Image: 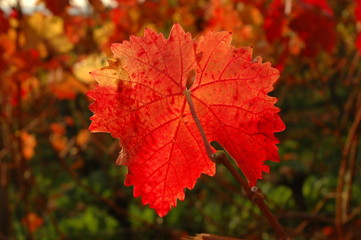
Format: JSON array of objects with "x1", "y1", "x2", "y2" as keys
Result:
[{"x1": 88, "y1": 24, "x2": 284, "y2": 216}]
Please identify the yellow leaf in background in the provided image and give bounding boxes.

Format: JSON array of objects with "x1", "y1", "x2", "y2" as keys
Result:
[
  {"x1": 36, "y1": 42, "x2": 48, "y2": 58},
  {"x1": 138, "y1": 23, "x2": 158, "y2": 36},
  {"x1": 28, "y1": 13, "x2": 63, "y2": 39},
  {"x1": 129, "y1": 8, "x2": 140, "y2": 23},
  {"x1": 93, "y1": 21, "x2": 115, "y2": 47},
  {"x1": 25, "y1": 12, "x2": 73, "y2": 54},
  {"x1": 73, "y1": 53, "x2": 107, "y2": 83},
  {"x1": 241, "y1": 5, "x2": 263, "y2": 26},
  {"x1": 49, "y1": 35, "x2": 73, "y2": 53}
]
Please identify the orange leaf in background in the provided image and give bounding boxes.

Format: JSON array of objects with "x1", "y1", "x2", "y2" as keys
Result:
[
  {"x1": 88, "y1": 24, "x2": 284, "y2": 216},
  {"x1": 0, "y1": 35, "x2": 16, "y2": 58},
  {"x1": 50, "y1": 123, "x2": 68, "y2": 152},
  {"x1": 70, "y1": 159, "x2": 85, "y2": 170},
  {"x1": 115, "y1": 0, "x2": 138, "y2": 6},
  {"x1": 64, "y1": 16, "x2": 90, "y2": 44},
  {"x1": 76, "y1": 129, "x2": 91, "y2": 150},
  {"x1": 50, "y1": 134, "x2": 68, "y2": 152},
  {"x1": 49, "y1": 70, "x2": 88, "y2": 100},
  {"x1": 64, "y1": 116, "x2": 75, "y2": 126},
  {"x1": 50, "y1": 123, "x2": 66, "y2": 135},
  {"x1": 22, "y1": 213, "x2": 44, "y2": 233},
  {"x1": 88, "y1": 0, "x2": 105, "y2": 14},
  {"x1": 20, "y1": 131, "x2": 37, "y2": 160}
]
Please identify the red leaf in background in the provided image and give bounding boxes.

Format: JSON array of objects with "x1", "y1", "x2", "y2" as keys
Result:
[
  {"x1": 355, "y1": 0, "x2": 361, "y2": 53},
  {"x1": 262, "y1": 0, "x2": 336, "y2": 57},
  {"x1": 88, "y1": 24, "x2": 284, "y2": 216},
  {"x1": 22, "y1": 213, "x2": 44, "y2": 233},
  {"x1": 291, "y1": 0, "x2": 336, "y2": 57},
  {"x1": 263, "y1": 0, "x2": 286, "y2": 44},
  {"x1": 290, "y1": 8, "x2": 336, "y2": 57},
  {"x1": 301, "y1": 0, "x2": 333, "y2": 15},
  {"x1": 0, "y1": 10, "x2": 9, "y2": 33},
  {"x1": 356, "y1": 0, "x2": 361, "y2": 21},
  {"x1": 356, "y1": 33, "x2": 361, "y2": 54},
  {"x1": 43, "y1": 0, "x2": 69, "y2": 15}
]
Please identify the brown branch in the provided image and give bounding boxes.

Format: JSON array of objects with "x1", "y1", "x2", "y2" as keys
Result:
[
  {"x1": 335, "y1": 92, "x2": 361, "y2": 239},
  {"x1": 185, "y1": 89, "x2": 289, "y2": 239},
  {"x1": 184, "y1": 233, "x2": 244, "y2": 240},
  {"x1": 214, "y1": 151, "x2": 289, "y2": 240},
  {"x1": 346, "y1": 202, "x2": 361, "y2": 224},
  {"x1": 344, "y1": 134, "x2": 358, "y2": 217},
  {"x1": 278, "y1": 212, "x2": 333, "y2": 224},
  {"x1": 294, "y1": 192, "x2": 335, "y2": 234},
  {"x1": 9, "y1": 1, "x2": 35, "y2": 239}
]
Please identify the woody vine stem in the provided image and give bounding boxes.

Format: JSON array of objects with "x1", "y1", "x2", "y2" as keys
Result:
[{"x1": 184, "y1": 89, "x2": 289, "y2": 240}]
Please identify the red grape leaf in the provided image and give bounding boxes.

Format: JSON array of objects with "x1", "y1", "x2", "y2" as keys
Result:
[
  {"x1": 88, "y1": 24, "x2": 284, "y2": 216},
  {"x1": 192, "y1": 30, "x2": 284, "y2": 187},
  {"x1": 88, "y1": 24, "x2": 215, "y2": 216}
]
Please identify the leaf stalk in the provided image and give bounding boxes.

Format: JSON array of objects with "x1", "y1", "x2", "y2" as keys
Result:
[
  {"x1": 184, "y1": 90, "x2": 289, "y2": 240},
  {"x1": 184, "y1": 89, "x2": 214, "y2": 160},
  {"x1": 214, "y1": 151, "x2": 289, "y2": 240}
]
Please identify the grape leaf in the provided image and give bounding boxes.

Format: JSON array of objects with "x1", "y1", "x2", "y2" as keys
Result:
[
  {"x1": 88, "y1": 24, "x2": 285, "y2": 216},
  {"x1": 263, "y1": 0, "x2": 336, "y2": 57},
  {"x1": 192, "y1": 30, "x2": 284, "y2": 187}
]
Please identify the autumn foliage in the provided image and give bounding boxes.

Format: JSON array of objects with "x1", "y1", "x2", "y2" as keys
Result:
[
  {"x1": 1, "y1": 0, "x2": 361, "y2": 239},
  {"x1": 88, "y1": 24, "x2": 284, "y2": 216}
]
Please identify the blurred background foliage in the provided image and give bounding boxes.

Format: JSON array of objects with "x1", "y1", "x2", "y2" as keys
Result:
[{"x1": 0, "y1": 0, "x2": 361, "y2": 239}]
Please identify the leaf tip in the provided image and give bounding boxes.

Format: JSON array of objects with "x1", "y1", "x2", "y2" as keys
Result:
[
  {"x1": 110, "y1": 43, "x2": 122, "y2": 55},
  {"x1": 170, "y1": 22, "x2": 186, "y2": 36}
]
